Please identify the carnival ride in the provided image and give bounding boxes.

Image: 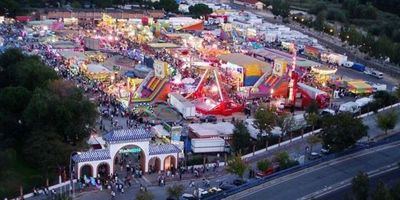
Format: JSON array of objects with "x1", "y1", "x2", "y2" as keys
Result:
[
  {"x1": 129, "y1": 70, "x2": 169, "y2": 104},
  {"x1": 296, "y1": 83, "x2": 330, "y2": 108},
  {"x1": 186, "y1": 67, "x2": 243, "y2": 116}
]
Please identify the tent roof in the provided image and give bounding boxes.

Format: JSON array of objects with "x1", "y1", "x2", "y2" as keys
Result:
[
  {"x1": 178, "y1": 20, "x2": 204, "y2": 31},
  {"x1": 218, "y1": 53, "x2": 270, "y2": 67},
  {"x1": 148, "y1": 43, "x2": 179, "y2": 48}
]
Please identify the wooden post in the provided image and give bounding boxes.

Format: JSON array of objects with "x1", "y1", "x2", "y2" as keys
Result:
[{"x1": 253, "y1": 144, "x2": 256, "y2": 156}]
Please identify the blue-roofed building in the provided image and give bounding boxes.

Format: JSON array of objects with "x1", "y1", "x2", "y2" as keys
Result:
[{"x1": 73, "y1": 128, "x2": 182, "y2": 178}]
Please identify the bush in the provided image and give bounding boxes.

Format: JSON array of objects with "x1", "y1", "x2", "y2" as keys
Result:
[
  {"x1": 186, "y1": 155, "x2": 204, "y2": 166},
  {"x1": 326, "y1": 8, "x2": 346, "y2": 22}
]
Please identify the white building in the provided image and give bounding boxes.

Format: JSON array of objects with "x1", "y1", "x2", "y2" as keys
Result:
[{"x1": 72, "y1": 129, "x2": 181, "y2": 178}]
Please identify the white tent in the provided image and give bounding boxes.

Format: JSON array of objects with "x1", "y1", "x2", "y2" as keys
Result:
[{"x1": 86, "y1": 64, "x2": 111, "y2": 73}]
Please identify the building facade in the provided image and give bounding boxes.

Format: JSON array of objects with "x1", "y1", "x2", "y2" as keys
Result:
[{"x1": 72, "y1": 129, "x2": 181, "y2": 178}]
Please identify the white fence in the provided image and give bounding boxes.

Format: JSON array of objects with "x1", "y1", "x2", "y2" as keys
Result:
[
  {"x1": 17, "y1": 103, "x2": 400, "y2": 199},
  {"x1": 242, "y1": 102, "x2": 400, "y2": 159}
]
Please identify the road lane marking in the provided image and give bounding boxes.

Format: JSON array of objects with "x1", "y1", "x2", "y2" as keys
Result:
[
  {"x1": 224, "y1": 142, "x2": 400, "y2": 200},
  {"x1": 299, "y1": 163, "x2": 399, "y2": 200}
]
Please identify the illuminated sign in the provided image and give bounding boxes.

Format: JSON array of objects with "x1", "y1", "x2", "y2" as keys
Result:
[{"x1": 119, "y1": 147, "x2": 141, "y2": 154}]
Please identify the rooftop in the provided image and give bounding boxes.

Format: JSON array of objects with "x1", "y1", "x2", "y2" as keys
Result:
[
  {"x1": 218, "y1": 53, "x2": 270, "y2": 68},
  {"x1": 103, "y1": 129, "x2": 152, "y2": 143},
  {"x1": 72, "y1": 149, "x2": 110, "y2": 163},
  {"x1": 149, "y1": 144, "x2": 181, "y2": 155},
  {"x1": 188, "y1": 122, "x2": 235, "y2": 137}
]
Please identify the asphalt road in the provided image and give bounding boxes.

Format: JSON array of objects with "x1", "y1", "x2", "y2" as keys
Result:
[
  {"x1": 318, "y1": 168, "x2": 400, "y2": 200},
  {"x1": 227, "y1": 140, "x2": 400, "y2": 200},
  {"x1": 335, "y1": 65, "x2": 396, "y2": 90}
]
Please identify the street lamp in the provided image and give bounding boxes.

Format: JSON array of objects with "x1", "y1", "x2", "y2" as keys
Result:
[{"x1": 70, "y1": 151, "x2": 80, "y2": 198}]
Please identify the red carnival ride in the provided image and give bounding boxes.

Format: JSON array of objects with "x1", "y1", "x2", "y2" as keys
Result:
[
  {"x1": 287, "y1": 48, "x2": 330, "y2": 109},
  {"x1": 186, "y1": 67, "x2": 243, "y2": 116}
]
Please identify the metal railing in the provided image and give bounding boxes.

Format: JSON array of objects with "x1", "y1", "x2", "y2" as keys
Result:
[{"x1": 204, "y1": 133, "x2": 400, "y2": 200}]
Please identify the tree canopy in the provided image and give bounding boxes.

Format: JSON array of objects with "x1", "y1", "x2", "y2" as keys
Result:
[
  {"x1": 0, "y1": 49, "x2": 97, "y2": 197},
  {"x1": 352, "y1": 171, "x2": 369, "y2": 200},
  {"x1": 257, "y1": 159, "x2": 271, "y2": 172},
  {"x1": 320, "y1": 113, "x2": 368, "y2": 152},
  {"x1": 189, "y1": 3, "x2": 213, "y2": 18},
  {"x1": 376, "y1": 111, "x2": 398, "y2": 135},
  {"x1": 232, "y1": 121, "x2": 251, "y2": 153},
  {"x1": 253, "y1": 106, "x2": 276, "y2": 138},
  {"x1": 154, "y1": 0, "x2": 179, "y2": 13},
  {"x1": 226, "y1": 155, "x2": 247, "y2": 179},
  {"x1": 166, "y1": 184, "x2": 184, "y2": 200}
]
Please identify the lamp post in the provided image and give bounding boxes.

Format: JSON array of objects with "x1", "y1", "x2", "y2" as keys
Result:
[{"x1": 70, "y1": 151, "x2": 80, "y2": 198}]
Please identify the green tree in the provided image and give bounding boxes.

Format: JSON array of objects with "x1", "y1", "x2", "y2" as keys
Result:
[
  {"x1": 271, "y1": 0, "x2": 290, "y2": 18},
  {"x1": 23, "y1": 82, "x2": 97, "y2": 143},
  {"x1": 309, "y1": 2, "x2": 327, "y2": 14},
  {"x1": 305, "y1": 112, "x2": 319, "y2": 132},
  {"x1": 23, "y1": 129, "x2": 72, "y2": 173},
  {"x1": 136, "y1": 190, "x2": 154, "y2": 200},
  {"x1": 390, "y1": 181, "x2": 400, "y2": 200},
  {"x1": 306, "y1": 134, "x2": 322, "y2": 153},
  {"x1": 0, "y1": 87, "x2": 31, "y2": 115},
  {"x1": 92, "y1": 0, "x2": 113, "y2": 8},
  {"x1": 254, "y1": 106, "x2": 276, "y2": 138},
  {"x1": 189, "y1": 3, "x2": 213, "y2": 18},
  {"x1": 232, "y1": 121, "x2": 251, "y2": 153},
  {"x1": 373, "y1": 90, "x2": 398, "y2": 107},
  {"x1": 12, "y1": 57, "x2": 58, "y2": 91},
  {"x1": 343, "y1": 0, "x2": 359, "y2": 17},
  {"x1": 257, "y1": 159, "x2": 271, "y2": 172},
  {"x1": 154, "y1": 0, "x2": 179, "y2": 13},
  {"x1": 0, "y1": 48, "x2": 26, "y2": 87},
  {"x1": 313, "y1": 11, "x2": 327, "y2": 31},
  {"x1": 274, "y1": 151, "x2": 292, "y2": 169},
  {"x1": 71, "y1": 1, "x2": 81, "y2": 8},
  {"x1": 376, "y1": 111, "x2": 398, "y2": 135},
  {"x1": 226, "y1": 155, "x2": 247, "y2": 179},
  {"x1": 0, "y1": 0, "x2": 20, "y2": 16},
  {"x1": 321, "y1": 113, "x2": 368, "y2": 152},
  {"x1": 166, "y1": 184, "x2": 184, "y2": 200},
  {"x1": 306, "y1": 100, "x2": 320, "y2": 114},
  {"x1": 372, "y1": 181, "x2": 393, "y2": 200},
  {"x1": 352, "y1": 171, "x2": 369, "y2": 200}
]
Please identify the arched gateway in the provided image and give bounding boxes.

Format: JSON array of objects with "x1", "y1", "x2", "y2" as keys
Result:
[{"x1": 72, "y1": 128, "x2": 181, "y2": 179}]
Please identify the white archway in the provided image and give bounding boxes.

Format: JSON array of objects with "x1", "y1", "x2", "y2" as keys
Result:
[
  {"x1": 80, "y1": 164, "x2": 93, "y2": 178},
  {"x1": 148, "y1": 156, "x2": 161, "y2": 173}
]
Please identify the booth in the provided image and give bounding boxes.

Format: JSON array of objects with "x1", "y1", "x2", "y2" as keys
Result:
[{"x1": 346, "y1": 80, "x2": 373, "y2": 95}]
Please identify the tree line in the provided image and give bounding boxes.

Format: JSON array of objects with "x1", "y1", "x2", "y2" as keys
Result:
[{"x1": 0, "y1": 49, "x2": 97, "y2": 198}]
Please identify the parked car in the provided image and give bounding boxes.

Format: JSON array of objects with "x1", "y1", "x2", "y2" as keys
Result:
[
  {"x1": 256, "y1": 164, "x2": 280, "y2": 178},
  {"x1": 232, "y1": 179, "x2": 247, "y2": 186},
  {"x1": 320, "y1": 148, "x2": 330, "y2": 154},
  {"x1": 200, "y1": 115, "x2": 217, "y2": 123},
  {"x1": 219, "y1": 183, "x2": 236, "y2": 191},
  {"x1": 320, "y1": 108, "x2": 336, "y2": 117},
  {"x1": 308, "y1": 152, "x2": 322, "y2": 160}
]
